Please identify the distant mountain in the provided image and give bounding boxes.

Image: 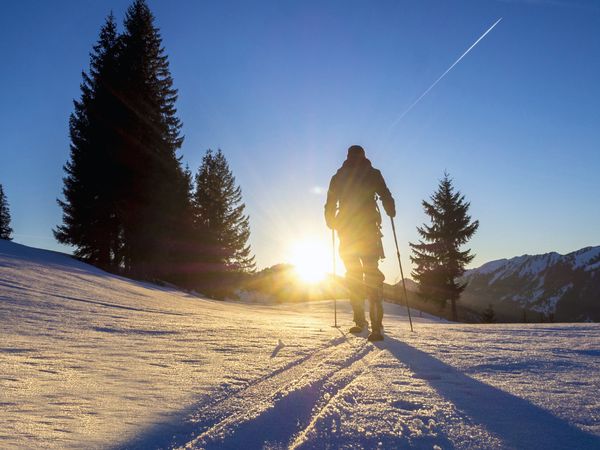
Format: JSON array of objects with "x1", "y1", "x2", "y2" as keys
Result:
[{"x1": 460, "y1": 246, "x2": 600, "y2": 322}]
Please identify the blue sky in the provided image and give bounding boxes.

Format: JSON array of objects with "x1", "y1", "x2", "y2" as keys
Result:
[{"x1": 1, "y1": 0, "x2": 599, "y2": 281}]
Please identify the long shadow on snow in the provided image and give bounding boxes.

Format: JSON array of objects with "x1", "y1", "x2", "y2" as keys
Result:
[
  {"x1": 200, "y1": 376, "x2": 326, "y2": 450},
  {"x1": 113, "y1": 336, "x2": 349, "y2": 450},
  {"x1": 183, "y1": 339, "x2": 371, "y2": 450},
  {"x1": 381, "y1": 337, "x2": 600, "y2": 450}
]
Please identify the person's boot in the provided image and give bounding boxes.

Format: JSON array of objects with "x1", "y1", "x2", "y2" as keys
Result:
[
  {"x1": 368, "y1": 297, "x2": 384, "y2": 341},
  {"x1": 367, "y1": 329, "x2": 384, "y2": 341},
  {"x1": 349, "y1": 294, "x2": 367, "y2": 333},
  {"x1": 349, "y1": 320, "x2": 368, "y2": 334}
]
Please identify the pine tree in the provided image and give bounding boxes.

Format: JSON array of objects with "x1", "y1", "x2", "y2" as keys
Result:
[
  {"x1": 193, "y1": 149, "x2": 255, "y2": 295},
  {"x1": 57, "y1": 1, "x2": 191, "y2": 280},
  {"x1": 410, "y1": 173, "x2": 479, "y2": 321},
  {"x1": 166, "y1": 164, "x2": 197, "y2": 287},
  {"x1": 55, "y1": 14, "x2": 121, "y2": 269},
  {"x1": 0, "y1": 184, "x2": 13, "y2": 240},
  {"x1": 115, "y1": 0, "x2": 189, "y2": 280}
]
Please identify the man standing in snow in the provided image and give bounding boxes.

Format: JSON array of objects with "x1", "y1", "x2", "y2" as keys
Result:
[{"x1": 324, "y1": 145, "x2": 396, "y2": 342}]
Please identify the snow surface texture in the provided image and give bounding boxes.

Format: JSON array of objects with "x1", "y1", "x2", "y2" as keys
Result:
[{"x1": 1, "y1": 241, "x2": 599, "y2": 449}]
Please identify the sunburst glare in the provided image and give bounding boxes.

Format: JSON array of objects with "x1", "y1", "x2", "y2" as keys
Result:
[{"x1": 289, "y1": 239, "x2": 330, "y2": 283}]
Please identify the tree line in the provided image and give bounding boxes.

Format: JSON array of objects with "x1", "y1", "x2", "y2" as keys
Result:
[
  {"x1": 3, "y1": 0, "x2": 482, "y2": 317},
  {"x1": 54, "y1": 0, "x2": 254, "y2": 294}
]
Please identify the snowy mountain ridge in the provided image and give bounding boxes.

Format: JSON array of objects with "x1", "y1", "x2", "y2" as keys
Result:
[
  {"x1": 468, "y1": 246, "x2": 600, "y2": 279},
  {"x1": 462, "y1": 246, "x2": 600, "y2": 320}
]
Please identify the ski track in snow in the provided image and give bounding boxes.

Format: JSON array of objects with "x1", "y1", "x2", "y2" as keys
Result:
[{"x1": 1, "y1": 241, "x2": 600, "y2": 449}]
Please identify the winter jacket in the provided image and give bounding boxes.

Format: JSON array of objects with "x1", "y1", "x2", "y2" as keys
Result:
[{"x1": 324, "y1": 156, "x2": 395, "y2": 257}]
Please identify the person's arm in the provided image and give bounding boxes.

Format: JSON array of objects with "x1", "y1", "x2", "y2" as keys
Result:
[
  {"x1": 374, "y1": 170, "x2": 396, "y2": 218},
  {"x1": 324, "y1": 175, "x2": 338, "y2": 229}
]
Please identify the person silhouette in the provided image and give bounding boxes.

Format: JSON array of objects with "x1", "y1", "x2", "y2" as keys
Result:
[{"x1": 324, "y1": 145, "x2": 395, "y2": 341}]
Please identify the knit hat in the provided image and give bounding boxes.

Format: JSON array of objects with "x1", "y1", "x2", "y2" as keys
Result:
[{"x1": 347, "y1": 145, "x2": 366, "y2": 159}]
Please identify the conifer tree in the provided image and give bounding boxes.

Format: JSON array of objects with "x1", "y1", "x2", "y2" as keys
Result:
[
  {"x1": 0, "y1": 184, "x2": 13, "y2": 240},
  {"x1": 166, "y1": 164, "x2": 197, "y2": 287},
  {"x1": 193, "y1": 150, "x2": 255, "y2": 294},
  {"x1": 410, "y1": 173, "x2": 479, "y2": 321},
  {"x1": 116, "y1": 0, "x2": 189, "y2": 279},
  {"x1": 56, "y1": 1, "x2": 191, "y2": 281},
  {"x1": 55, "y1": 14, "x2": 121, "y2": 269}
]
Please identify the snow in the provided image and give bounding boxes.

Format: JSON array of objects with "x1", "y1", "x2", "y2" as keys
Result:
[
  {"x1": 571, "y1": 246, "x2": 600, "y2": 270},
  {"x1": 463, "y1": 247, "x2": 600, "y2": 314},
  {"x1": 587, "y1": 260, "x2": 600, "y2": 272},
  {"x1": 518, "y1": 252, "x2": 560, "y2": 277},
  {"x1": 470, "y1": 258, "x2": 507, "y2": 275},
  {"x1": 526, "y1": 282, "x2": 573, "y2": 315},
  {"x1": 532, "y1": 283, "x2": 574, "y2": 314},
  {"x1": 478, "y1": 253, "x2": 560, "y2": 284},
  {"x1": 467, "y1": 247, "x2": 600, "y2": 284},
  {"x1": 1, "y1": 240, "x2": 600, "y2": 449}
]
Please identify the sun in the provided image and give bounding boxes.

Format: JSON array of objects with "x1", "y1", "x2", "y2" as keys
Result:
[{"x1": 289, "y1": 239, "x2": 331, "y2": 283}]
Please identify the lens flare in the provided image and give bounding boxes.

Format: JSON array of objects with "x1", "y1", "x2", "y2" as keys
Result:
[{"x1": 290, "y1": 239, "x2": 330, "y2": 283}]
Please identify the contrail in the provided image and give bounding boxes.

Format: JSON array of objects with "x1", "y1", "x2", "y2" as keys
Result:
[{"x1": 390, "y1": 17, "x2": 502, "y2": 129}]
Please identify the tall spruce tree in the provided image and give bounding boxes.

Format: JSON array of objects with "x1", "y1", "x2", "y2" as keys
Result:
[
  {"x1": 0, "y1": 184, "x2": 13, "y2": 240},
  {"x1": 116, "y1": 0, "x2": 189, "y2": 280},
  {"x1": 55, "y1": 14, "x2": 121, "y2": 269},
  {"x1": 410, "y1": 173, "x2": 479, "y2": 321},
  {"x1": 167, "y1": 164, "x2": 197, "y2": 287},
  {"x1": 193, "y1": 150, "x2": 255, "y2": 294},
  {"x1": 56, "y1": 1, "x2": 192, "y2": 281}
]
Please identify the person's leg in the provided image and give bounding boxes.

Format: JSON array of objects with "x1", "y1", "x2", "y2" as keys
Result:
[
  {"x1": 341, "y1": 253, "x2": 366, "y2": 327},
  {"x1": 363, "y1": 256, "x2": 385, "y2": 333}
]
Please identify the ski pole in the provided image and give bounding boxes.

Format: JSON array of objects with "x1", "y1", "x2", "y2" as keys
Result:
[
  {"x1": 390, "y1": 217, "x2": 414, "y2": 332},
  {"x1": 332, "y1": 229, "x2": 339, "y2": 328}
]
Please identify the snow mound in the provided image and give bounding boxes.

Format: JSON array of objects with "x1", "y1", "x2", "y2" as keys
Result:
[{"x1": 1, "y1": 241, "x2": 599, "y2": 449}]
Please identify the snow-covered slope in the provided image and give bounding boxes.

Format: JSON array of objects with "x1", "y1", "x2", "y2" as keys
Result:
[
  {"x1": 1, "y1": 241, "x2": 599, "y2": 449},
  {"x1": 462, "y1": 246, "x2": 600, "y2": 321}
]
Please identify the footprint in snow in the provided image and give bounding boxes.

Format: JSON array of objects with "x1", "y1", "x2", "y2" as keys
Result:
[{"x1": 391, "y1": 399, "x2": 420, "y2": 411}]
